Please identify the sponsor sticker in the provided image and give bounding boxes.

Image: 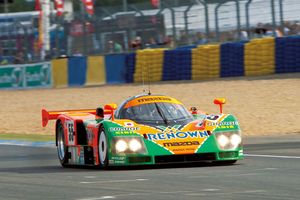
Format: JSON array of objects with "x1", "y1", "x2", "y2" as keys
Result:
[
  {"x1": 146, "y1": 131, "x2": 208, "y2": 141},
  {"x1": 124, "y1": 96, "x2": 183, "y2": 108},
  {"x1": 110, "y1": 127, "x2": 140, "y2": 132}
]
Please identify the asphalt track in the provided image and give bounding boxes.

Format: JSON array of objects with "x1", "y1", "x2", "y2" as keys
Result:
[{"x1": 0, "y1": 135, "x2": 299, "y2": 200}]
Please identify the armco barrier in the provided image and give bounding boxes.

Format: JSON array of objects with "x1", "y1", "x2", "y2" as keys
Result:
[
  {"x1": 52, "y1": 58, "x2": 68, "y2": 87},
  {"x1": 105, "y1": 54, "x2": 127, "y2": 84},
  {"x1": 0, "y1": 62, "x2": 52, "y2": 89},
  {"x1": 86, "y1": 56, "x2": 106, "y2": 85},
  {"x1": 68, "y1": 56, "x2": 87, "y2": 86}
]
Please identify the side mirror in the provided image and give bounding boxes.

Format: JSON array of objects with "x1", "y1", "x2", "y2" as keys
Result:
[
  {"x1": 96, "y1": 107, "x2": 104, "y2": 118},
  {"x1": 189, "y1": 107, "x2": 198, "y2": 115},
  {"x1": 213, "y1": 98, "x2": 226, "y2": 113},
  {"x1": 104, "y1": 103, "x2": 117, "y2": 120}
]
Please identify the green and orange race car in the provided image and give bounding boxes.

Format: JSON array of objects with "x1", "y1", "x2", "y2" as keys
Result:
[{"x1": 41, "y1": 94, "x2": 243, "y2": 168}]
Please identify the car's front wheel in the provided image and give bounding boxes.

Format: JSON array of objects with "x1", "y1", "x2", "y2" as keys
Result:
[{"x1": 98, "y1": 128, "x2": 108, "y2": 169}]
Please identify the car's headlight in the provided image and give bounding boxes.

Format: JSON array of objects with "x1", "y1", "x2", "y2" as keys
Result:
[
  {"x1": 112, "y1": 137, "x2": 146, "y2": 154},
  {"x1": 215, "y1": 131, "x2": 242, "y2": 150},
  {"x1": 230, "y1": 134, "x2": 242, "y2": 148},
  {"x1": 217, "y1": 134, "x2": 229, "y2": 148},
  {"x1": 115, "y1": 140, "x2": 128, "y2": 153},
  {"x1": 129, "y1": 139, "x2": 142, "y2": 152}
]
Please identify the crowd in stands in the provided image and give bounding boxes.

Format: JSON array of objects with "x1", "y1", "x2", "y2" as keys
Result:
[{"x1": 2, "y1": 20, "x2": 300, "y2": 66}]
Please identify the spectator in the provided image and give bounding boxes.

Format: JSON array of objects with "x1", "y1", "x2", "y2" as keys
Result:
[
  {"x1": 165, "y1": 35, "x2": 175, "y2": 48},
  {"x1": 195, "y1": 32, "x2": 208, "y2": 45},
  {"x1": 145, "y1": 37, "x2": 158, "y2": 48},
  {"x1": 13, "y1": 51, "x2": 24, "y2": 64},
  {"x1": 108, "y1": 40, "x2": 123, "y2": 53},
  {"x1": 240, "y1": 30, "x2": 249, "y2": 41},
  {"x1": 130, "y1": 36, "x2": 143, "y2": 50},
  {"x1": 283, "y1": 21, "x2": 291, "y2": 36},
  {"x1": 178, "y1": 30, "x2": 189, "y2": 46},
  {"x1": 73, "y1": 49, "x2": 83, "y2": 56}
]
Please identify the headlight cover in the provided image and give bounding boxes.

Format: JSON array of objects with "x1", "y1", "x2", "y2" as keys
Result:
[
  {"x1": 215, "y1": 131, "x2": 242, "y2": 150},
  {"x1": 112, "y1": 137, "x2": 147, "y2": 154}
]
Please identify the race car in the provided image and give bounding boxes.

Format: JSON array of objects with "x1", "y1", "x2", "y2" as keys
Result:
[{"x1": 41, "y1": 94, "x2": 243, "y2": 168}]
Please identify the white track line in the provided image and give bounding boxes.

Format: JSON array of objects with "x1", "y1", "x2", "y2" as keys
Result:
[
  {"x1": 245, "y1": 154, "x2": 300, "y2": 159},
  {"x1": 80, "y1": 178, "x2": 148, "y2": 184}
]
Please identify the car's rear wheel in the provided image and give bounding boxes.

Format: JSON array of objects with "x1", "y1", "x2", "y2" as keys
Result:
[
  {"x1": 57, "y1": 121, "x2": 68, "y2": 166},
  {"x1": 98, "y1": 128, "x2": 108, "y2": 169}
]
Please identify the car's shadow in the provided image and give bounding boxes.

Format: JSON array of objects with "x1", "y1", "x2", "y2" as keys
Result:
[{"x1": 0, "y1": 161, "x2": 242, "y2": 174}]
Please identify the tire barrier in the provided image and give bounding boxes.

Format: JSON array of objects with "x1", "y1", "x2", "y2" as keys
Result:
[
  {"x1": 125, "y1": 53, "x2": 136, "y2": 83},
  {"x1": 221, "y1": 42, "x2": 245, "y2": 77},
  {"x1": 276, "y1": 36, "x2": 300, "y2": 73},
  {"x1": 163, "y1": 49, "x2": 192, "y2": 81},
  {"x1": 134, "y1": 49, "x2": 165, "y2": 83},
  {"x1": 244, "y1": 37, "x2": 275, "y2": 76},
  {"x1": 4, "y1": 36, "x2": 298, "y2": 90},
  {"x1": 192, "y1": 44, "x2": 220, "y2": 80}
]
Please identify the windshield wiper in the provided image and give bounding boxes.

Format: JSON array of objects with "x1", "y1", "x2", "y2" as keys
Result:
[{"x1": 154, "y1": 103, "x2": 168, "y2": 126}]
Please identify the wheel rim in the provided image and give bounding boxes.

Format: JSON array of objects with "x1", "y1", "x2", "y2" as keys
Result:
[
  {"x1": 98, "y1": 131, "x2": 107, "y2": 165},
  {"x1": 57, "y1": 125, "x2": 65, "y2": 161}
]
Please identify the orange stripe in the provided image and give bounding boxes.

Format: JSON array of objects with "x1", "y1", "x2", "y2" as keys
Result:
[{"x1": 124, "y1": 96, "x2": 182, "y2": 108}]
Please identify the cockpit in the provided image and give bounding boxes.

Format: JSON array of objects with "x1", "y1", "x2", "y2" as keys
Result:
[{"x1": 115, "y1": 95, "x2": 194, "y2": 126}]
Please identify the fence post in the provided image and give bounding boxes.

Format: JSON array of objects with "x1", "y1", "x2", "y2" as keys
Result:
[
  {"x1": 130, "y1": 5, "x2": 146, "y2": 47},
  {"x1": 235, "y1": 0, "x2": 241, "y2": 40},
  {"x1": 245, "y1": 0, "x2": 253, "y2": 39},
  {"x1": 123, "y1": 0, "x2": 128, "y2": 12},
  {"x1": 198, "y1": 0, "x2": 210, "y2": 42},
  {"x1": 279, "y1": 0, "x2": 284, "y2": 29},
  {"x1": 271, "y1": 0, "x2": 276, "y2": 36},
  {"x1": 184, "y1": 4, "x2": 193, "y2": 38},
  {"x1": 215, "y1": 2, "x2": 225, "y2": 42},
  {"x1": 80, "y1": 1, "x2": 87, "y2": 55},
  {"x1": 156, "y1": 5, "x2": 176, "y2": 47}
]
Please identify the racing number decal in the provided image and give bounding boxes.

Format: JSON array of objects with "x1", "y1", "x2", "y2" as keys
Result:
[{"x1": 66, "y1": 121, "x2": 75, "y2": 145}]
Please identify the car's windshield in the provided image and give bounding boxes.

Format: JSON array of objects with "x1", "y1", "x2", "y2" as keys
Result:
[{"x1": 118, "y1": 102, "x2": 194, "y2": 126}]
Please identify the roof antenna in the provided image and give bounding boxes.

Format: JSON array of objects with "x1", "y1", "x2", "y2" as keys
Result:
[
  {"x1": 141, "y1": 60, "x2": 146, "y2": 94},
  {"x1": 147, "y1": 62, "x2": 151, "y2": 95},
  {"x1": 141, "y1": 55, "x2": 151, "y2": 95}
]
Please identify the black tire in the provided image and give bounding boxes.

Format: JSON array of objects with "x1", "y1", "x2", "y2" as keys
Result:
[
  {"x1": 56, "y1": 121, "x2": 68, "y2": 167},
  {"x1": 98, "y1": 128, "x2": 109, "y2": 169}
]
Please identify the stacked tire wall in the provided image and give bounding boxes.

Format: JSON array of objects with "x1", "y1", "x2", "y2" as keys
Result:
[{"x1": 13, "y1": 35, "x2": 296, "y2": 90}]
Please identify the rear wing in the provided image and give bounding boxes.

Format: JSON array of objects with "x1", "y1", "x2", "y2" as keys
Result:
[{"x1": 41, "y1": 109, "x2": 97, "y2": 127}]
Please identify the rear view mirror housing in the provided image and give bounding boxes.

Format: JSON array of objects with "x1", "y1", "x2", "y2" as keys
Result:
[
  {"x1": 213, "y1": 98, "x2": 226, "y2": 113},
  {"x1": 104, "y1": 103, "x2": 117, "y2": 120}
]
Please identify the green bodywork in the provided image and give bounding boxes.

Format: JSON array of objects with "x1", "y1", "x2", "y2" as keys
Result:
[{"x1": 84, "y1": 114, "x2": 244, "y2": 166}]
